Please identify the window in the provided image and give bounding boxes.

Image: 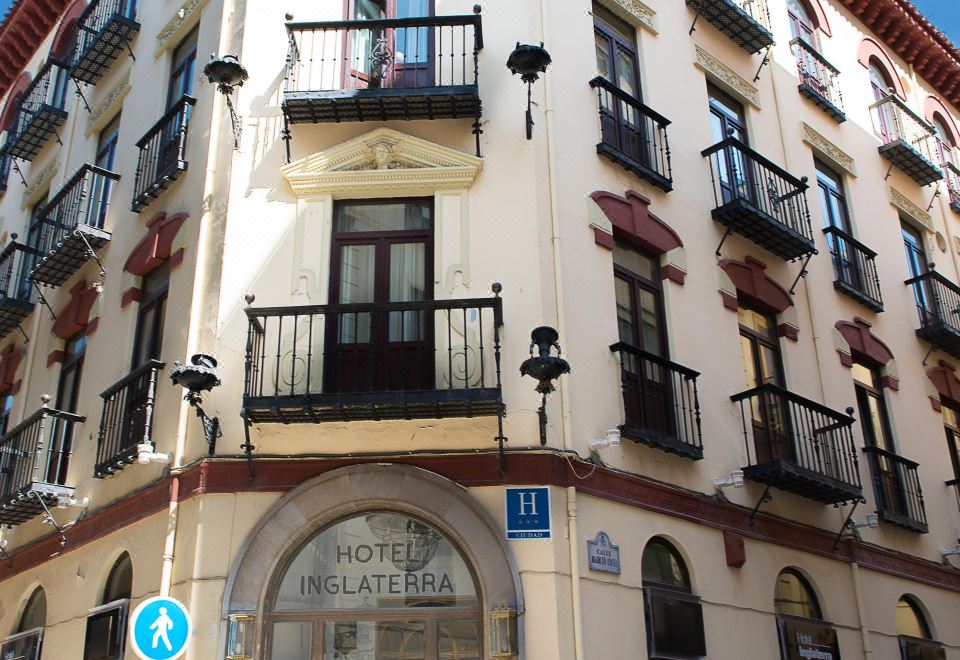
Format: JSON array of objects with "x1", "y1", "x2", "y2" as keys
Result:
[
  {"x1": 931, "y1": 114, "x2": 956, "y2": 168},
  {"x1": 641, "y1": 538, "x2": 705, "y2": 659},
  {"x1": 902, "y1": 221, "x2": 935, "y2": 325},
  {"x1": 708, "y1": 85, "x2": 747, "y2": 144},
  {"x1": 852, "y1": 362, "x2": 894, "y2": 452},
  {"x1": 51, "y1": 331, "x2": 86, "y2": 484},
  {"x1": 708, "y1": 85, "x2": 749, "y2": 205},
  {"x1": 96, "y1": 114, "x2": 121, "y2": 171},
  {"x1": 1, "y1": 587, "x2": 46, "y2": 660},
  {"x1": 349, "y1": 0, "x2": 433, "y2": 88},
  {"x1": 786, "y1": 0, "x2": 816, "y2": 46},
  {"x1": 23, "y1": 197, "x2": 48, "y2": 297},
  {"x1": 943, "y1": 404, "x2": 960, "y2": 484},
  {"x1": 739, "y1": 307, "x2": 790, "y2": 464},
  {"x1": 90, "y1": 114, "x2": 121, "y2": 230},
  {"x1": 816, "y1": 163, "x2": 850, "y2": 233},
  {"x1": 817, "y1": 162, "x2": 868, "y2": 297},
  {"x1": 869, "y1": 60, "x2": 894, "y2": 103},
  {"x1": 614, "y1": 242, "x2": 664, "y2": 357},
  {"x1": 84, "y1": 554, "x2": 132, "y2": 660},
  {"x1": 0, "y1": 392, "x2": 12, "y2": 434},
  {"x1": 594, "y1": 2, "x2": 640, "y2": 98},
  {"x1": 774, "y1": 570, "x2": 839, "y2": 660},
  {"x1": 896, "y1": 596, "x2": 943, "y2": 660},
  {"x1": 167, "y1": 27, "x2": 198, "y2": 106},
  {"x1": 131, "y1": 262, "x2": 169, "y2": 369}
]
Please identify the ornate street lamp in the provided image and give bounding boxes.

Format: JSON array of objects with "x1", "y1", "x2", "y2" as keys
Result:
[
  {"x1": 506, "y1": 43, "x2": 551, "y2": 139},
  {"x1": 204, "y1": 54, "x2": 249, "y2": 148},
  {"x1": 520, "y1": 326, "x2": 570, "y2": 445},
  {"x1": 170, "y1": 353, "x2": 222, "y2": 454}
]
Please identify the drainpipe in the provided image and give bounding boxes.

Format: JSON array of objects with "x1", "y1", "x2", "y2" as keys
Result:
[
  {"x1": 566, "y1": 487, "x2": 585, "y2": 660},
  {"x1": 850, "y1": 561, "x2": 873, "y2": 657}
]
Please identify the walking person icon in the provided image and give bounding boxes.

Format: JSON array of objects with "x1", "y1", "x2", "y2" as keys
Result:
[{"x1": 149, "y1": 607, "x2": 174, "y2": 651}]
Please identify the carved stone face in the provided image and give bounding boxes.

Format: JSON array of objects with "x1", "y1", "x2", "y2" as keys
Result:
[{"x1": 373, "y1": 143, "x2": 393, "y2": 169}]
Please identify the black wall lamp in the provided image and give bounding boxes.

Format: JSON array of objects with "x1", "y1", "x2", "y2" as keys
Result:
[
  {"x1": 506, "y1": 42, "x2": 551, "y2": 139},
  {"x1": 204, "y1": 54, "x2": 249, "y2": 148},
  {"x1": 520, "y1": 326, "x2": 570, "y2": 445},
  {"x1": 170, "y1": 353, "x2": 222, "y2": 454}
]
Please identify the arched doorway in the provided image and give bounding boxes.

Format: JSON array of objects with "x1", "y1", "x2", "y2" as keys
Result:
[{"x1": 0, "y1": 586, "x2": 46, "y2": 659}]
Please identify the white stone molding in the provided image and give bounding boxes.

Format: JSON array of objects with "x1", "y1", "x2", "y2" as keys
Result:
[
  {"x1": 800, "y1": 122, "x2": 856, "y2": 177},
  {"x1": 86, "y1": 70, "x2": 131, "y2": 137},
  {"x1": 156, "y1": 0, "x2": 209, "y2": 57},
  {"x1": 889, "y1": 186, "x2": 933, "y2": 233},
  {"x1": 21, "y1": 160, "x2": 57, "y2": 209},
  {"x1": 281, "y1": 128, "x2": 482, "y2": 199},
  {"x1": 596, "y1": 0, "x2": 658, "y2": 34},
  {"x1": 694, "y1": 46, "x2": 760, "y2": 109}
]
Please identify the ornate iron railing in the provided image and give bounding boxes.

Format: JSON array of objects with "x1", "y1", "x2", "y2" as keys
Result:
[
  {"x1": 610, "y1": 342, "x2": 701, "y2": 458},
  {"x1": 941, "y1": 158, "x2": 960, "y2": 213},
  {"x1": 905, "y1": 270, "x2": 960, "y2": 356},
  {"x1": 34, "y1": 164, "x2": 119, "y2": 251},
  {"x1": 791, "y1": 38, "x2": 844, "y2": 119},
  {"x1": 685, "y1": 0, "x2": 773, "y2": 53},
  {"x1": 244, "y1": 296, "x2": 502, "y2": 423},
  {"x1": 72, "y1": 0, "x2": 140, "y2": 85},
  {"x1": 589, "y1": 76, "x2": 672, "y2": 191},
  {"x1": 862, "y1": 446, "x2": 927, "y2": 532},
  {"x1": 870, "y1": 95, "x2": 942, "y2": 184},
  {"x1": 731, "y1": 383, "x2": 861, "y2": 499},
  {"x1": 7, "y1": 60, "x2": 70, "y2": 160},
  {"x1": 131, "y1": 95, "x2": 195, "y2": 212},
  {"x1": 95, "y1": 360, "x2": 163, "y2": 478},
  {"x1": 0, "y1": 239, "x2": 36, "y2": 306},
  {"x1": 822, "y1": 226, "x2": 883, "y2": 311}
]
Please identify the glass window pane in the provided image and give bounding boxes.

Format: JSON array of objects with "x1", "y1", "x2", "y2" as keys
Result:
[
  {"x1": 614, "y1": 276, "x2": 634, "y2": 344},
  {"x1": 595, "y1": 33, "x2": 611, "y2": 80},
  {"x1": 19, "y1": 589, "x2": 46, "y2": 632},
  {"x1": 850, "y1": 363, "x2": 875, "y2": 388},
  {"x1": 740, "y1": 334, "x2": 758, "y2": 389},
  {"x1": 774, "y1": 571, "x2": 821, "y2": 619},
  {"x1": 637, "y1": 288, "x2": 661, "y2": 356},
  {"x1": 613, "y1": 244, "x2": 655, "y2": 280},
  {"x1": 389, "y1": 243, "x2": 426, "y2": 341},
  {"x1": 271, "y1": 621, "x2": 313, "y2": 660},
  {"x1": 323, "y1": 621, "x2": 425, "y2": 660},
  {"x1": 641, "y1": 540, "x2": 689, "y2": 589},
  {"x1": 103, "y1": 555, "x2": 133, "y2": 602},
  {"x1": 339, "y1": 245, "x2": 375, "y2": 344},
  {"x1": 615, "y1": 47, "x2": 637, "y2": 96},
  {"x1": 439, "y1": 619, "x2": 482, "y2": 660},
  {"x1": 337, "y1": 202, "x2": 431, "y2": 233},
  {"x1": 896, "y1": 598, "x2": 930, "y2": 639}
]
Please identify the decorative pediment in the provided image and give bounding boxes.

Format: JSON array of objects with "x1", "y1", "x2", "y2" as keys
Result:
[{"x1": 281, "y1": 128, "x2": 483, "y2": 199}]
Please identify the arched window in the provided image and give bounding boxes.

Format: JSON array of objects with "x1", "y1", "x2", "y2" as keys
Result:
[
  {"x1": 931, "y1": 114, "x2": 956, "y2": 168},
  {"x1": 84, "y1": 554, "x2": 133, "y2": 660},
  {"x1": 869, "y1": 59, "x2": 894, "y2": 103},
  {"x1": 0, "y1": 587, "x2": 46, "y2": 660},
  {"x1": 773, "y1": 570, "x2": 839, "y2": 660},
  {"x1": 265, "y1": 512, "x2": 482, "y2": 659},
  {"x1": 786, "y1": 0, "x2": 816, "y2": 46},
  {"x1": 895, "y1": 595, "x2": 944, "y2": 658},
  {"x1": 641, "y1": 538, "x2": 705, "y2": 658}
]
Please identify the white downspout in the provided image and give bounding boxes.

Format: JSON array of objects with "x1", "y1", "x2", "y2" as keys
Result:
[{"x1": 850, "y1": 561, "x2": 873, "y2": 657}]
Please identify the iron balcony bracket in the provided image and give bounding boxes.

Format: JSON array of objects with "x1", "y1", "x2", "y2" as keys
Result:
[
  {"x1": 748, "y1": 483, "x2": 773, "y2": 527},
  {"x1": 715, "y1": 228, "x2": 733, "y2": 257},
  {"x1": 753, "y1": 46, "x2": 773, "y2": 83},
  {"x1": 240, "y1": 409, "x2": 256, "y2": 481},
  {"x1": 0, "y1": 542, "x2": 11, "y2": 567},
  {"x1": 884, "y1": 161, "x2": 895, "y2": 181},
  {"x1": 831, "y1": 497, "x2": 867, "y2": 550},
  {"x1": 33, "y1": 284, "x2": 57, "y2": 321},
  {"x1": 30, "y1": 491, "x2": 70, "y2": 549},
  {"x1": 17, "y1": 325, "x2": 29, "y2": 343},
  {"x1": 78, "y1": 230, "x2": 107, "y2": 277},
  {"x1": 72, "y1": 80, "x2": 91, "y2": 113},
  {"x1": 788, "y1": 252, "x2": 816, "y2": 295},
  {"x1": 688, "y1": 0, "x2": 705, "y2": 35},
  {"x1": 921, "y1": 345, "x2": 936, "y2": 366},
  {"x1": 11, "y1": 158, "x2": 27, "y2": 188},
  {"x1": 926, "y1": 185, "x2": 942, "y2": 212}
]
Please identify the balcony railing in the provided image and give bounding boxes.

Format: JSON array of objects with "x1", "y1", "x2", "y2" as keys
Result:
[
  {"x1": 6, "y1": 60, "x2": 70, "y2": 161},
  {"x1": 131, "y1": 95, "x2": 195, "y2": 213},
  {"x1": 862, "y1": 446, "x2": 927, "y2": 533},
  {"x1": 0, "y1": 137, "x2": 11, "y2": 196},
  {"x1": 72, "y1": 0, "x2": 140, "y2": 86},
  {"x1": 0, "y1": 403, "x2": 84, "y2": 526},
  {"x1": 685, "y1": 0, "x2": 773, "y2": 54},
  {"x1": 822, "y1": 226, "x2": 883, "y2": 311},
  {"x1": 30, "y1": 164, "x2": 118, "y2": 287},
  {"x1": 283, "y1": 15, "x2": 482, "y2": 125},
  {"x1": 94, "y1": 360, "x2": 163, "y2": 478},
  {"x1": 870, "y1": 95, "x2": 943, "y2": 186},
  {"x1": 702, "y1": 137, "x2": 815, "y2": 261},
  {"x1": 589, "y1": 77, "x2": 672, "y2": 192},
  {"x1": 244, "y1": 296, "x2": 503, "y2": 423},
  {"x1": 731, "y1": 383, "x2": 862, "y2": 504},
  {"x1": 610, "y1": 342, "x2": 702, "y2": 459},
  {"x1": 0, "y1": 238, "x2": 38, "y2": 339},
  {"x1": 905, "y1": 270, "x2": 960, "y2": 359},
  {"x1": 791, "y1": 39, "x2": 844, "y2": 122},
  {"x1": 945, "y1": 162, "x2": 960, "y2": 214}
]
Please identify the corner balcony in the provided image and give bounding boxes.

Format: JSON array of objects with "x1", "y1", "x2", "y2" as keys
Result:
[
  {"x1": 731, "y1": 383, "x2": 862, "y2": 504},
  {"x1": 244, "y1": 296, "x2": 503, "y2": 423},
  {"x1": 589, "y1": 77, "x2": 672, "y2": 192},
  {"x1": 6, "y1": 61, "x2": 70, "y2": 161},
  {"x1": 823, "y1": 226, "x2": 883, "y2": 312},
  {"x1": 0, "y1": 239, "x2": 38, "y2": 339},
  {"x1": 94, "y1": 360, "x2": 164, "y2": 478},
  {"x1": 131, "y1": 95, "x2": 195, "y2": 213},
  {"x1": 610, "y1": 342, "x2": 702, "y2": 459},
  {"x1": 862, "y1": 446, "x2": 928, "y2": 533},
  {"x1": 0, "y1": 404, "x2": 84, "y2": 526},
  {"x1": 29, "y1": 164, "x2": 118, "y2": 288},
  {"x1": 791, "y1": 39, "x2": 844, "y2": 122},
  {"x1": 702, "y1": 137, "x2": 815, "y2": 261},
  {"x1": 905, "y1": 270, "x2": 960, "y2": 358},
  {"x1": 685, "y1": 0, "x2": 773, "y2": 54},
  {"x1": 282, "y1": 15, "x2": 482, "y2": 126},
  {"x1": 71, "y1": 0, "x2": 140, "y2": 86},
  {"x1": 871, "y1": 96, "x2": 943, "y2": 186}
]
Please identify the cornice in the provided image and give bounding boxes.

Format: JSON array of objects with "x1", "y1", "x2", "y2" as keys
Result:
[{"x1": 0, "y1": 0, "x2": 69, "y2": 98}]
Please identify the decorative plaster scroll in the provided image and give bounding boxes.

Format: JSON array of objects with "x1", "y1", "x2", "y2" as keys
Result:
[
  {"x1": 801, "y1": 122, "x2": 856, "y2": 177},
  {"x1": 86, "y1": 70, "x2": 131, "y2": 137},
  {"x1": 21, "y1": 160, "x2": 57, "y2": 209},
  {"x1": 889, "y1": 186, "x2": 933, "y2": 232},
  {"x1": 596, "y1": 0, "x2": 657, "y2": 34},
  {"x1": 156, "y1": 0, "x2": 209, "y2": 57},
  {"x1": 282, "y1": 127, "x2": 482, "y2": 199},
  {"x1": 694, "y1": 46, "x2": 759, "y2": 109}
]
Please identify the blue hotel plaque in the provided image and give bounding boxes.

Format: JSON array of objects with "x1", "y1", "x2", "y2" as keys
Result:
[{"x1": 505, "y1": 487, "x2": 551, "y2": 539}]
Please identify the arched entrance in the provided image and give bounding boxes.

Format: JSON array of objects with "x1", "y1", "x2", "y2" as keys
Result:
[{"x1": 223, "y1": 464, "x2": 522, "y2": 659}]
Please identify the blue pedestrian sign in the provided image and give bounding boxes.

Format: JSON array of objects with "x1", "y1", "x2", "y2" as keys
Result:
[
  {"x1": 129, "y1": 596, "x2": 192, "y2": 660},
  {"x1": 505, "y1": 486, "x2": 551, "y2": 539}
]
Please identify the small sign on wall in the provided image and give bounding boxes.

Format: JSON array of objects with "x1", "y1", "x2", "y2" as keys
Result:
[
  {"x1": 505, "y1": 487, "x2": 551, "y2": 539},
  {"x1": 587, "y1": 532, "x2": 621, "y2": 574}
]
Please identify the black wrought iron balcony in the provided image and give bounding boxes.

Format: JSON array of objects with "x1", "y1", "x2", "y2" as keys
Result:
[
  {"x1": 610, "y1": 342, "x2": 702, "y2": 459},
  {"x1": 685, "y1": 0, "x2": 773, "y2": 53},
  {"x1": 870, "y1": 95, "x2": 943, "y2": 186},
  {"x1": 283, "y1": 15, "x2": 482, "y2": 125},
  {"x1": 0, "y1": 238, "x2": 38, "y2": 339},
  {"x1": 131, "y1": 95, "x2": 196, "y2": 213},
  {"x1": 95, "y1": 360, "x2": 163, "y2": 479},
  {"x1": 702, "y1": 137, "x2": 815, "y2": 261},
  {"x1": 0, "y1": 403, "x2": 84, "y2": 526},
  {"x1": 791, "y1": 39, "x2": 844, "y2": 122},
  {"x1": 244, "y1": 296, "x2": 503, "y2": 423},
  {"x1": 30, "y1": 164, "x2": 118, "y2": 288},
  {"x1": 6, "y1": 60, "x2": 70, "y2": 161},
  {"x1": 71, "y1": 0, "x2": 140, "y2": 86},
  {"x1": 899, "y1": 636, "x2": 945, "y2": 660},
  {"x1": 0, "y1": 139, "x2": 11, "y2": 196},
  {"x1": 905, "y1": 270, "x2": 960, "y2": 358},
  {"x1": 589, "y1": 77, "x2": 672, "y2": 192},
  {"x1": 862, "y1": 446, "x2": 927, "y2": 533},
  {"x1": 731, "y1": 383, "x2": 862, "y2": 504},
  {"x1": 822, "y1": 226, "x2": 883, "y2": 312},
  {"x1": 939, "y1": 152, "x2": 960, "y2": 214}
]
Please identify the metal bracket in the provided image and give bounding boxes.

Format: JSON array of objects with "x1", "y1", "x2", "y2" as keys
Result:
[
  {"x1": 921, "y1": 345, "x2": 935, "y2": 366},
  {"x1": 788, "y1": 252, "x2": 815, "y2": 295},
  {"x1": 72, "y1": 80, "x2": 91, "y2": 112},
  {"x1": 0, "y1": 542, "x2": 12, "y2": 567},
  {"x1": 715, "y1": 228, "x2": 733, "y2": 257},
  {"x1": 884, "y1": 161, "x2": 895, "y2": 181},
  {"x1": 17, "y1": 325, "x2": 29, "y2": 343},
  {"x1": 537, "y1": 392, "x2": 548, "y2": 445},
  {"x1": 11, "y1": 158, "x2": 27, "y2": 188},
  {"x1": 281, "y1": 113, "x2": 292, "y2": 164},
  {"x1": 223, "y1": 90, "x2": 242, "y2": 149},
  {"x1": 240, "y1": 408, "x2": 256, "y2": 481},
  {"x1": 78, "y1": 231, "x2": 106, "y2": 277},
  {"x1": 926, "y1": 186, "x2": 941, "y2": 212},
  {"x1": 525, "y1": 80, "x2": 535, "y2": 140},
  {"x1": 188, "y1": 400, "x2": 221, "y2": 455},
  {"x1": 53, "y1": 128, "x2": 63, "y2": 147},
  {"x1": 688, "y1": 0, "x2": 705, "y2": 34},
  {"x1": 126, "y1": 41, "x2": 136, "y2": 62},
  {"x1": 473, "y1": 113, "x2": 483, "y2": 159},
  {"x1": 753, "y1": 46, "x2": 772, "y2": 83},
  {"x1": 33, "y1": 285, "x2": 57, "y2": 320},
  {"x1": 831, "y1": 498, "x2": 865, "y2": 550},
  {"x1": 29, "y1": 491, "x2": 70, "y2": 548},
  {"x1": 748, "y1": 483, "x2": 773, "y2": 526}
]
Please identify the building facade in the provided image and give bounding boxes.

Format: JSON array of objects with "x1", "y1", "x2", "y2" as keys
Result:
[{"x1": 0, "y1": 0, "x2": 959, "y2": 657}]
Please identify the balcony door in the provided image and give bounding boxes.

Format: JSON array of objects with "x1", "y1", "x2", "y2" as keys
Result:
[
  {"x1": 902, "y1": 221, "x2": 934, "y2": 325},
  {"x1": 708, "y1": 86, "x2": 751, "y2": 206},
  {"x1": 739, "y1": 307, "x2": 791, "y2": 465},
  {"x1": 817, "y1": 163, "x2": 862, "y2": 293},
  {"x1": 348, "y1": 0, "x2": 434, "y2": 90},
  {"x1": 326, "y1": 200, "x2": 433, "y2": 396}
]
